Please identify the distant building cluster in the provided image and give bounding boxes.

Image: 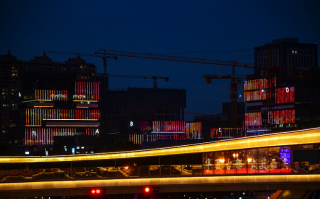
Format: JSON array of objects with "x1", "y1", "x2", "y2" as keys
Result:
[{"x1": 0, "y1": 38, "x2": 319, "y2": 155}]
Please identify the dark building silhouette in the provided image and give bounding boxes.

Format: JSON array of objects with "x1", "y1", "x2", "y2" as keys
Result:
[
  {"x1": 254, "y1": 38, "x2": 318, "y2": 76},
  {"x1": 99, "y1": 87, "x2": 186, "y2": 148}
]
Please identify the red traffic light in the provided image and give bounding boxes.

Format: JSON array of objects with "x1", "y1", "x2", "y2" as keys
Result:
[
  {"x1": 143, "y1": 186, "x2": 159, "y2": 193},
  {"x1": 90, "y1": 188, "x2": 103, "y2": 195}
]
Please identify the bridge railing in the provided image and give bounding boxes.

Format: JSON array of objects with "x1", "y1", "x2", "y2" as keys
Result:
[{"x1": 0, "y1": 161, "x2": 319, "y2": 183}]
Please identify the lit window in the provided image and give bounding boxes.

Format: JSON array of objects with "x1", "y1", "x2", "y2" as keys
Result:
[
  {"x1": 295, "y1": 51, "x2": 297, "y2": 54},
  {"x1": 81, "y1": 146, "x2": 84, "y2": 149},
  {"x1": 92, "y1": 73, "x2": 94, "y2": 76},
  {"x1": 76, "y1": 146, "x2": 80, "y2": 149},
  {"x1": 292, "y1": 50, "x2": 294, "y2": 54}
]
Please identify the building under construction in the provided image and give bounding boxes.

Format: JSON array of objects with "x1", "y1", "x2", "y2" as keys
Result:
[{"x1": 99, "y1": 87, "x2": 186, "y2": 148}]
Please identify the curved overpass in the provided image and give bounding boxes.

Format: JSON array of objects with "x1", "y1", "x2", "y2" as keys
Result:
[
  {"x1": 1, "y1": 127, "x2": 320, "y2": 163},
  {"x1": 1, "y1": 127, "x2": 320, "y2": 197}
]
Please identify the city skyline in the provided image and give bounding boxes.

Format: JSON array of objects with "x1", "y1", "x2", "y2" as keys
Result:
[{"x1": 1, "y1": 1, "x2": 320, "y2": 120}]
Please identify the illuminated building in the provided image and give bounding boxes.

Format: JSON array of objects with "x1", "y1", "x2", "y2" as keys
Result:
[
  {"x1": 8, "y1": 71, "x2": 100, "y2": 155},
  {"x1": 129, "y1": 121, "x2": 189, "y2": 146},
  {"x1": 245, "y1": 38, "x2": 320, "y2": 133},
  {"x1": 194, "y1": 102, "x2": 245, "y2": 139},
  {"x1": 0, "y1": 51, "x2": 96, "y2": 144},
  {"x1": 99, "y1": 87, "x2": 186, "y2": 148},
  {"x1": 210, "y1": 127, "x2": 247, "y2": 138}
]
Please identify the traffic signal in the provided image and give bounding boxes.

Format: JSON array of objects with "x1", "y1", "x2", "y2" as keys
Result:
[
  {"x1": 143, "y1": 186, "x2": 159, "y2": 194},
  {"x1": 144, "y1": 187, "x2": 150, "y2": 193},
  {"x1": 90, "y1": 188, "x2": 104, "y2": 196}
]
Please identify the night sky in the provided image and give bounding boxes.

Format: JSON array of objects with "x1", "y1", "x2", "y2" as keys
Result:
[{"x1": 1, "y1": 1, "x2": 319, "y2": 120}]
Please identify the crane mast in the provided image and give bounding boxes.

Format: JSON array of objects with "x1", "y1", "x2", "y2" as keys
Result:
[{"x1": 94, "y1": 49, "x2": 308, "y2": 130}]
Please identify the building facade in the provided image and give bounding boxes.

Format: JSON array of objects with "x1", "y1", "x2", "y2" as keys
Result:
[
  {"x1": 245, "y1": 38, "x2": 319, "y2": 134},
  {"x1": 9, "y1": 74, "x2": 100, "y2": 155},
  {"x1": 0, "y1": 51, "x2": 96, "y2": 143},
  {"x1": 100, "y1": 87, "x2": 187, "y2": 148}
]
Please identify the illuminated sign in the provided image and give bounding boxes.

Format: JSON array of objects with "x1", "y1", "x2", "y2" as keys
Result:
[
  {"x1": 186, "y1": 122, "x2": 202, "y2": 139},
  {"x1": 74, "y1": 82, "x2": 99, "y2": 101},
  {"x1": 35, "y1": 90, "x2": 68, "y2": 101},
  {"x1": 26, "y1": 109, "x2": 100, "y2": 126},
  {"x1": 210, "y1": 127, "x2": 247, "y2": 138},
  {"x1": 245, "y1": 112, "x2": 262, "y2": 127},
  {"x1": 152, "y1": 121, "x2": 185, "y2": 133}
]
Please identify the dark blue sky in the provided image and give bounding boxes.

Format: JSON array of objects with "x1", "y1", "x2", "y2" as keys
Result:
[{"x1": 1, "y1": 1, "x2": 319, "y2": 120}]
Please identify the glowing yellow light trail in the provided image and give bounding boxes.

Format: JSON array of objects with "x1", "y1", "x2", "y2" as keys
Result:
[
  {"x1": 0, "y1": 127, "x2": 320, "y2": 163},
  {"x1": 0, "y1": 174, "x2": 319, "y2": 192}
]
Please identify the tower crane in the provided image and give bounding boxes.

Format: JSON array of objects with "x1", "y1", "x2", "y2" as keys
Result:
[
  {"x1": 106, "y1": 74, "x2": 169, "y2": 89},
  {"x1": 47, "y1": 51, "x2": 117, "y2": 75},
  {"x1": 47, "y1": 51, "x2": 117, "y2": 91},
  {"x1": 94, "y1": 49, "x2": 308, "y2": 129}
]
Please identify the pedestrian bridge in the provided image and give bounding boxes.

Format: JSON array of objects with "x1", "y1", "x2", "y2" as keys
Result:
[{"x1": 1, "y1": 127, "x2": 320, "y2": 197}]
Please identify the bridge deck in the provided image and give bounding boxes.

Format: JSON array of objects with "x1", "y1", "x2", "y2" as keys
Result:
[{"x1": 1, "y1": 127, "x2": 320, "y2": 163}]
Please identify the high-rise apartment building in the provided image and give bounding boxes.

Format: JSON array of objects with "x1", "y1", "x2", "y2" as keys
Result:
[{"x1": 0, "y1": 51, "x2": 96, "y2": 143}]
